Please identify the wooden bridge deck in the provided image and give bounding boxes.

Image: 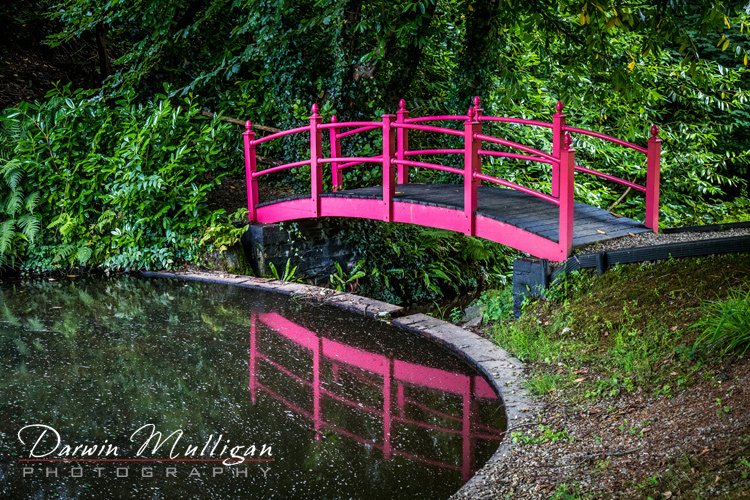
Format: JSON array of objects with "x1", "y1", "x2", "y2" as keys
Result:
[{"x1": 321, "y1": 183, "x2": 649, "y2": 247}]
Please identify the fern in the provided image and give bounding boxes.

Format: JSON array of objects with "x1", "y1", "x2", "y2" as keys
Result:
[
  {"x1": 76, "y1": 245, "x2": 93, "y2": 265},
  {"x1": 0, "y1": 220, "x2": 15, "y2": 255},
  {"x1": 24, "y1": 191, "x2": 40, "y2": 213},
  {"x1": 18, "y1": 214, "x2": 40, "y2": 243}
]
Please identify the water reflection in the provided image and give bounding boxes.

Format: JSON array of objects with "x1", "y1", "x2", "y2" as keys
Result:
[
  {"x1": 250, "y1": 312, "x2": 503, "y2": 481},
  {"x1": 0, "y1": 278, "x2": 506, "y2": 499}
]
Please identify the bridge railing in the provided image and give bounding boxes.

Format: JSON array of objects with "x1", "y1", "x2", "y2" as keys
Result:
[{"x1": 243, "y1": 98, "x2": 660, "y2": 258}]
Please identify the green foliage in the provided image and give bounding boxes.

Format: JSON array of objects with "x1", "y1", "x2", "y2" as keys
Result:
[
  {"x1": 511, "y1": 425, "x2": 572, "y2": 445},
  {"x1": 0, "y1": 121, "x2": 41, "y2": 268},
  {"x1": 269, "y1": 258, "x2": 300, "y2": 282},
  {"x1": 693, "y1": 288, "x2": 750, "y2": 357},
  {"x1": 492, "y1": 255, "x2": 750, "y2": 402},
  {"x1": 2, "y1": 86, "x2": 239, "y2": 271},
  {"x1": 339, "y1": 221, "x2": 513, "y2": 305},
  {"x1": 476, "y1": 288, "x2": 514, "y2": 324},
  {"x1": 329, "y1": 259, "x2": 366, "y2": 292}
]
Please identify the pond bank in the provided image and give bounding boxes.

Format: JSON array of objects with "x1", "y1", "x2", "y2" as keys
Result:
[{"x1": 461, "y1": 253, "x2": 750, "y2": 498}]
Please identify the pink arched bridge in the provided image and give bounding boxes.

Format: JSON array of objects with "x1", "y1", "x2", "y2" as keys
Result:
[{"x1": 243, "y1": 98, "x2": 661, "y2": 261}]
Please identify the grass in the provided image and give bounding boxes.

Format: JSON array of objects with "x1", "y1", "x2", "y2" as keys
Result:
[
  {"x1": 693, "y1": 288, "x2": 750, "y2": 357},
  {"x1": 486, "y1": 254, "x2": 750, "y2": 401}
]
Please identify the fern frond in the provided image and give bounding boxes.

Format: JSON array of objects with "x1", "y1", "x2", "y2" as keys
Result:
[
  {"x1": 4, "y1": 191, "x2": 22, "y2": 216},
  {"x1": 24, "y1": 191, "x2": 40, "y2": 213},
  {"x1": 76, "y1": 245, "x2": 92, "y2": 265},
  {"x1": 0, "y1": 220, "x2": 16, "y2": 255},
  {"x1": 18, "y1": 214, "x2": 40, "y2": 243}
]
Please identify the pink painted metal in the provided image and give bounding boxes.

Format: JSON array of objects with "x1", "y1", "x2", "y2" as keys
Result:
[
  {"x1": 574, "y1": 165, "x2": 646, "y2": 192},
  {"x1": 479, "y1": 149, "x2": 556, "y2": 165},
  {"x1": 405, "y1": 148, "x2": 464, "y2": 156},
  {"x1": 242, "y1": 97, "x2": 661, "y2": 261},
  {"x1": 243, "y1": 121, "x2": 258, "y2": 222},
  {"x1": 564, "y1": 126, "x2": 648, "y2": 154},
  {"x1": 405, "y1": 115, "x2": 466, "y2": 123},
  {"x1": 382, "y1": 114, "x2": 396, "y2": 221},
  {"x1": 645, "y1": 125, "x2": 662, "y2": 231},
  {"x1": 551, "y1": 101, "x2": 565, "y2": 197},
  {"x1": 310, "y1": 104, "x2": 323, "y2": 217},
  {"x1": 392, "y1": 159, "x2": 464, "y2": 176},
  {"x1": 464, "y1": 108, "x2": 481, "y2": 235},
  {"x1": 474, "y1": 133, "x2": 556, "y2": 162},
  {"x1": 252, "y1": 159, "x2": 311, "y2": 177},
  {"x1": 396, "y1": 99, "x2": 410, "y2": 184},
  {"x1": 558, "y1": 133, "x2": 576, "y2": 256},
  {"x1": 392, "y1": 122, "x2": 465, "y2": 137},
  {"x1": 480, "y1": 116, "x2": 553, "y2": 129},
  {"x1": 473, "y1": 172, "x2": 560, "y2": 205},
  {"x1": 330, "y1": 115, "x2": 342, "y2": 191}
]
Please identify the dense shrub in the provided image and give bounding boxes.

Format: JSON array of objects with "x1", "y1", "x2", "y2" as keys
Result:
[{"x1": 1, "y1": 87, "x2": 243, "y2": 271}]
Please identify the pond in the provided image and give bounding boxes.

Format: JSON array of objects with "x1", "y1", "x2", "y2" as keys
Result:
[{"x1": 0, "y1": 278, "x2": 506, "y2": 498}]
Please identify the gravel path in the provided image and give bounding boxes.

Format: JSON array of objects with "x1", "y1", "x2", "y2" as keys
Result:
[{"x1": 577, "y1": 225, "x2": 750, "y2": 254}]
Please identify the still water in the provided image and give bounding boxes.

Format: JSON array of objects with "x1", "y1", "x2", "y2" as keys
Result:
[{"x1": 0, "y1": 278, "x2": 505, "y2": 498}]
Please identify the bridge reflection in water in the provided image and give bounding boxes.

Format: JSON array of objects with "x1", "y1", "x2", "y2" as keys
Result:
[{"x1": 249, "y1": 312, "x2": 504, "y2": 481}]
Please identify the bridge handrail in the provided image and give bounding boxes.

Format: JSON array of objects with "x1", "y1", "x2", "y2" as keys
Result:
[
  {"x1": 479, "y1": 149, "x2": 555, "y2": 165},
  {"x1": 474, "y1": 133, "x2": 557, "y2": 163},
  {"x1": 474, "y1": 172, "x2": 560, "y2": 205},
  {"x1": 479, "y1": 116, "x2": 553, "y2": 129},
  {"x1": 404, "y1": 148, "x2": 463, "y2": 156},
  {"x1": 392, "y1": 122, "x2": 465, "y2": 137},
  {"x1": 242, "y1": 98, "x2": 662, "y2": 260},
  {"x1": 575, "y1": 165, "x2": 646, "y2": 192},
  {"x1": 404, "y1": 115, "x2": 466, "y2": 123},
  {"x1": 252, "y1": 159, "x2": 312, "y2": 177},
  {"x1": 565, "y1": 126, "x2": 648, "y2": 154},
  {"x1": 393, "y1": 159, "x2": 464, "y2": 177},
  {"x1": 251, "y1": 125, "x2": 309, "y2": 145}
]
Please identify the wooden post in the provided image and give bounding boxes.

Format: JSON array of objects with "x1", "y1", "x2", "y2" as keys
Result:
[
  {"x1": 645, "y1": 125, "x2": 661, "y2": 233},
  {"x1": 463, "y1": 107, "x2": 481, "y2": 236},
  {"x1": 396, "y1": 99, "x2": 409, "y2": 184},
  {"x1": 243, "y1": 120, "x2": 258, "y2": 223},
  {"x1": 310, "y1": 104, "x2": 323, "y2": 217},
  {"x1": 551, "y1": 100, "x2": 565, "y2": 198},
  {"x1": 558, "y1": 132, "x2": 575, "y2": 257},
  {"x1": 330, "y1": 115, "x2": 342, "y2": 191},
  {"x1": 382, "y1": 114, "x2": 396, "y2": 221}
]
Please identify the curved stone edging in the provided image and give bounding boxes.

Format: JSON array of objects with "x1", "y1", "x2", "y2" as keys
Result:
[{"x1": 140, "y1": 270, "x2": 539, "y2": 497}]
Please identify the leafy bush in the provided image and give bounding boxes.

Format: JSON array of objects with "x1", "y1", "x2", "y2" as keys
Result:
[
  {"x1": 1, "y1": 86, "x2": 243, "y2": 271},
  {"x1": 338, "y1": 221, "x2": 514, "y2": 305}
]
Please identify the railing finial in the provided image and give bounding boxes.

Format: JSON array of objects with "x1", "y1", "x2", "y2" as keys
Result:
[
  {"x1": 473, "y1": 96, "x2": 481, "y2": 108},
  {"x1": 311, "y1": 103, "x2": 320, "y2": 116},
  {"x1": 331, "y1": 115, "x2": 337, "y2": 123},
  {"x1": 650, "y1": 124, "x2": 659, "y2": 138},
  {"x1": 556, "y1": 100, "x2": 564, "y2": 113},
  {"x1": 564, "y1": 132, "x2": 573, "y2": 149},
  {"x1": 399, "y1": 98, "x2": 407, "y2": 111},
  {"x1": 467, "y1": 106, "x2": 475, "y2": 119},
  {"x1": 245, "y1": 120, "x2": 252, "y2": 131}
]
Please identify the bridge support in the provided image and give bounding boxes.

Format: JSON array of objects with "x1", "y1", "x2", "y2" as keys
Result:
[{"x1": 645, "y1": 125, "x2": 661, "y2": 232}]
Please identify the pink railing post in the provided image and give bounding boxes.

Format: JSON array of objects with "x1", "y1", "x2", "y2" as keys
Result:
[
  {"x1": 472, "y1": 95, "x2": 483, "y2": 119},
  {"x1": 310, "y1": 104, "x2": 323, "y2": 217},
  {"x1": 396, "y1": 99, "x2": 409, "y2": 184},
  {"x1": 463, "y1": 106, "x2": 482, "y2": 236},
  {"x1": 330, "y1": 115, "x2": 342, "y2": 191},
  {"x1": 243, "y1": 120, "x2": 258, "y2": 223},
  {"x1": 645, "y1": 125, "x2": 661, "y2": 232},
  {"x1": 558, "y1": 132, "x2": 575, "y2": 257},
  {"x1": 382, "y1": 114, "x2": 396, "y2": 221},
  {"x1": 551, "y1": 100, "x2": 565, "y2": 198}
]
